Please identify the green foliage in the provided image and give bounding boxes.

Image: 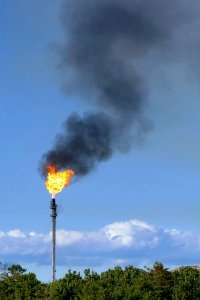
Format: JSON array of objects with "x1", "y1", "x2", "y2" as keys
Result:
[
  {"x1": 0, "y1": 264, "x2": 46, "y2": 299},
  {"x1": 172, "y1": 267, "x2": 200, "y2": 300},
  {"x1": 47, "y1": 269, "x2": 83, "y2": 299},
  {"x1": 0, "y1": 262, "x2": 200, "y2": 299},
  {"x1": 145, "y1": 262, "x2": 173, "y2": 299}
]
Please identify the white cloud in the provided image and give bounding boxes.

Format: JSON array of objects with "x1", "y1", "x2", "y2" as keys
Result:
[
  {"x1": 0, "y1": 220, "x2": 200, "y2": 268},
  {"x1": 56, "y1": 230, "x2": 85, "y2": 246},
  {"x1": 28, "y1": 231, "x2": 37, "y2": 237},
  {"x1": 103, "y1": 220, "x2": 157, "y2": 247},
  {"x1": 0, "y1": 231, "x2": 5, "y2": 238},
  {"x1": 7, "y1": 229, "x2": 26, "y2": 239}
]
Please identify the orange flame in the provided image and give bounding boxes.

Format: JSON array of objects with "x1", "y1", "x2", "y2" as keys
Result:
[{"x1": 45, "y1": 166, "x2": 75, "y2": 197}]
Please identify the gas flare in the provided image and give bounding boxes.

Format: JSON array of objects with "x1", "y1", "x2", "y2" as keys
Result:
[{"x1": 45, "y1": 166, "x2": 74, "y2": 197}]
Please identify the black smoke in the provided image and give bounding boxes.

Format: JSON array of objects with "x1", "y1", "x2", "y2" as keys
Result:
[{"x1": 40, "y1": 0, "x2": 186, "y2": 177}]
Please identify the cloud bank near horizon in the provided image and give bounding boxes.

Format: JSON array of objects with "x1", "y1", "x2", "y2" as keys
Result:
[{"x1": 1, "y1": 220, "x2": 200, "y2": 268}]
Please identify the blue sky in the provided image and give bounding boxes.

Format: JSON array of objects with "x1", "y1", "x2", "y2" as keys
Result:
[{"x1": 1, "y1": 0, "x2": 200, "y2": 282}]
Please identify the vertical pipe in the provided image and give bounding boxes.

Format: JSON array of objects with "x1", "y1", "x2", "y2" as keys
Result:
[{"x1": 50, "y1": 197, "x2": 57, "y2": 282}]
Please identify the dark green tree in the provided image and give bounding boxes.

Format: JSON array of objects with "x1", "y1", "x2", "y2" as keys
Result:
[
  {"x1": 47, "y1": 269, "x2": 83, "y2": 300},
  {"x1": 0, "y1": 263, "x2": 45, "y2": 299},
  {"x1": 172, "y1": 267, "x2": 200, "y2": 300}
]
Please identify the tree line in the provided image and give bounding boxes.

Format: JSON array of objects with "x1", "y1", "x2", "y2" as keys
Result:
[{"x1": 0, "y1": 262, "x2": 200, "y2": 299}]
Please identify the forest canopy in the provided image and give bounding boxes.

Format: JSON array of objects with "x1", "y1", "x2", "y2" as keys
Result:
[{"x1": 0, "y1": 262, "x2": 200, "y2": 299}]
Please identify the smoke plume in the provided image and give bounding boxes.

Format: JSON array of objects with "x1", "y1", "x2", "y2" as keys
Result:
[{"x1": 40, "y1": 0, "x2": 186, "y2": 176}]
